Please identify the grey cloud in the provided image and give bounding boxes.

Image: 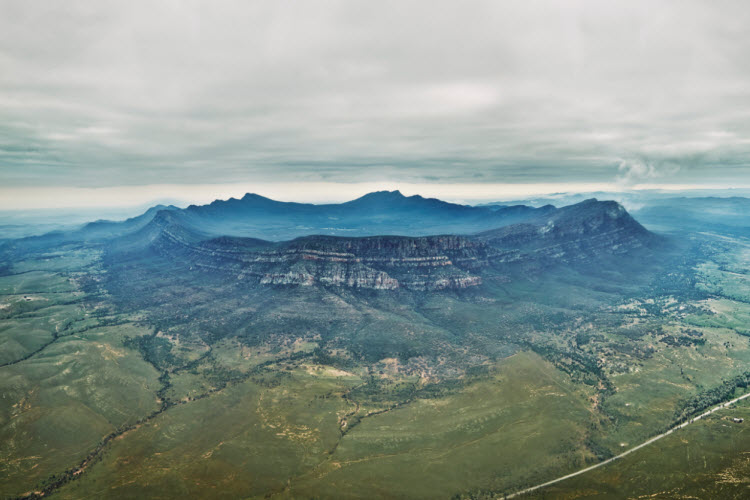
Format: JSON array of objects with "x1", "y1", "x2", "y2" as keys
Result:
[
  {"x1": 616, "y1": 159, "x2": 681, "y2": 186},
  {"x1": 1, "y1": 0, "x2": 749, "y2": 189}
]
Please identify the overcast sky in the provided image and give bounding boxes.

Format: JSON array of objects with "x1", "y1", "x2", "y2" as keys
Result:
[{"x1": 1, "y1": 0, "x2": 749, "y2": 207}]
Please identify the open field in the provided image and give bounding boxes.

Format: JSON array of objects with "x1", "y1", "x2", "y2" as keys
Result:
[
  {"x1": 0, "y1": 322, "x2": 161, "y2": 496},
  {"x1": 54, "y1": 368, "x2": 357, "y2": 499},
  {"x1": 276, "y1": 351, "x2": 600, "y2": 499},
  {"x1": 1, "y1": 229, "x2": 750, "y2": 498},
  {"x1": 529, "y1": 398, "x2": 750, "y2": 499}
]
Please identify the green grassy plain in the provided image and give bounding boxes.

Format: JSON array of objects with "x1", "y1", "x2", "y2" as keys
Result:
[
  {"x1": 54, "y1": 369, "x2": 355, "y2": 499},
  {"x1": 2, "y1": 233, "x2": 750, "y2": 499},
  {"x1": 0, "y1": 321, "x2": 161, "y2": 496},
  {"x1": 277, "y1": 351, "x2": 600, "y2": 500},
  {"x1": 533, "y1": 400, "x2": 750, "y2": 499}
]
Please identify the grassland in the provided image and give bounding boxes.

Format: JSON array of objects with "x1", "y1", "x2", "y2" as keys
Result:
[
  {"x1": 528, "y1": 398, "x2": 750, "y2": 499},
  {"x1": 37, "y1": 351, "x2": 598, "y2": 500},
  {"x1": 276, "y1": 351, "x2": 600, "y2": 499},
  {"x1": 472, "y1": 233, "x2": 750, "y2": 498},
  {"x1": 0, "y1": 322, "x2": 162, "y2": 495},
  {"x1": 2, "y1": 232, "x2": 750, "y2": 499},
  {"x1": 53, "y1": 369, "x2": 355, "y2": 499}
]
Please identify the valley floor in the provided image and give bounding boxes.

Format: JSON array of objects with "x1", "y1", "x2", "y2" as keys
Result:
[
  {"x1": 2, "y1": 232, "x2": 750, "y2": 499},
  {"x1": 508, "y1": 390, "x2": 750, "y2": 499}
]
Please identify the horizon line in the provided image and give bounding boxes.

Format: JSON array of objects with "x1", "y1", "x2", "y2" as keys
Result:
[{"x1": 1, "y1": 181, "x2": 749, "y2": 212}]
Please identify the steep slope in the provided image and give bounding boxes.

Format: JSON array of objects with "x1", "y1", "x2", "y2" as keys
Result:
[
  {"x1": 111, "y1": 199, "x2": 659, "y2": 291},
  {"x1": 77, "y1": 204, "x2": 181, "y2": 240},
  {"x1": 0, "y1": 204, "x2": 180, "y2": 260},
  {"x1": 116, "y1": 211, "x2": 485, "y2": 290},
  {"x1": 477, "y1": 199, "x2": 659, "y2": 265},
  {"x1": 173, "y1": 190, "x2": 555, "y2": 240},
  {"x1": 257, "y1": 235, "x2": 485, "y2": 290},
  {"x1": 111, "y1": 209, "x2": 213, "y2": 255}
]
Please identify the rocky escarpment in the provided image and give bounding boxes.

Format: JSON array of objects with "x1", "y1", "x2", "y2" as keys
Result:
[
  {"x1": 117, "y1": 199, "x2": 659, "y2": 290},
  {"x1": 134, "y1": 213, "x2": 485, "y2": 290},
  {"x1": 476, "y1": 199, "x2": 659, "y2": 265}
]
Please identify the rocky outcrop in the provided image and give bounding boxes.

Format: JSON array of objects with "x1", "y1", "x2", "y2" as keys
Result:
[
  {"x1": 117, "y1": 198, "x2": 659, "y2": 291},
  {"x1": 132, "y1": 214, "x2": 484, "y2": 290},
  {"x1": 476, "y1": 199, "x2": 659, "y2": 265},
  {"x1": 259, "y1": 267, "x2": 401, "y2": 289}
]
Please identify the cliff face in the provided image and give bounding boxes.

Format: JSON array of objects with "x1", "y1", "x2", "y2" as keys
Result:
[
  {"x1": 476, "y1": 199, "x2": 658, "y2": 265},
  {"x1": 138, "y1": 215, "x2": 485, "y2": 290},
  {"x1": 122, "y1": 199, "x2": 658, "y2": 291}
]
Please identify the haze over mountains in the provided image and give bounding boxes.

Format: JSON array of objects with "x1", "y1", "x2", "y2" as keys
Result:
[
  {"x1": 483, "y1": 190, "x2": 750, "y2": 237},
  {"x1": 174, "y1": 190, "x2": 558, "y2": 240},
  {"x1": 5, "y1": 189, "x2": 748, "y2": 244},
  {"x1": 4, "y1": 1, "x2": 750, "y2": 497},
  {"x1": 632, "y1": 197, "x2": 750, "y2": 235},
  {"x1": 82, "y1": 190, "x2": 666, "y2": 368},
  {"x1": 1, "y1": 191, "x2": 668, "y2": 295},
  {"x1": 4, "y1": 189, "x2": 750, "y2": 499},
  {"x1": 103, "y1": 195, "x2": 655, "y2": 292}
]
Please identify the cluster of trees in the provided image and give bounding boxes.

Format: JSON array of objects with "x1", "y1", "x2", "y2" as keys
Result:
[
  {"x1": 312, "y1": 347, "x2": 358, "y2": 370},
  {"x1": 673, "y1": 371, "x2": 750, "y2": 424},
  {"x1": 529, "y1": 341, "x2": 605, "y2": 388},
  {"x1": 123, "y1": 334, "x2": 177, "y2": 370},
  {"x1": 660, "y1": 334, "x2": 705, "y2": 347},
  {"x1": 615, "y1": 324, "x2": 659, "y2": 340}
]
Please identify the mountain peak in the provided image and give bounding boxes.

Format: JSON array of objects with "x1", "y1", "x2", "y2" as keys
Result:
[
  {"x1": 241, "y1": 192, "x2": 275, "y2": 202},
  {"x1": 478, "y1": 198, "x2": 655, "y2": 251},
  {"x1": 557, "y1": 199, "x2": 626, "y2": 217},
  {"x1": 351, "y1": 190, "x2": 406, "y2": 202}
]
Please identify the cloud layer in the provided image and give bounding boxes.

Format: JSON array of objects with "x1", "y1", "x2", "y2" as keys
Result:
[{"x1": 1, "y1": 0, "x2": 749, "y2": 190}]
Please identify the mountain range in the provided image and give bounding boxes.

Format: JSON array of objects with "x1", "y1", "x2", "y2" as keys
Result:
[
  {"x1": 99, "y1": 194, "x2": 661, "y2": 292},
  {"x1": 0, "y1": 191, "x2": 663, "y2": 294},
  {"x1": 77, "y1": 190, "x2": 551, "y2": 241},
  {"x1": 8, "y1": 190, "x2": 741, "y2": 500}
]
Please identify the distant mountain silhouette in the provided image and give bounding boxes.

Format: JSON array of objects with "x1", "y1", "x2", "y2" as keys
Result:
[
  {"x1": 168, "y1": 190, "x2": 555, "y2": 240},
  {"x1": 3, "y1": 194, "x2": 662, "y2": 284},
  {"x1": 80, "y1": 204, "x2": 180, "y2": 239},
  {"x1": 108, "y1": 198, "x2": 660, "y2": 291},
  {"x1": 476, "y1": 199, "x2": 661, "y2": 273},
  {"x1": 631, "y1": 197, "x2": 750, "y2": 235},
  {"x1": 1, "y1": 204, "x2": 179, "y2": 252}
]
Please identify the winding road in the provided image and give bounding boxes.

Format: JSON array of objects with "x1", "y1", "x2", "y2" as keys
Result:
[{"x1": 504, "y1": 391, "x2": 750, "y2": 499}]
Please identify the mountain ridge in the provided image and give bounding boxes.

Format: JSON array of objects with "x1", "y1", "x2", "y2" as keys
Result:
[
  {"x1": 117, "y1": 190, "x2": 558, "y2": 241},
  {"x1": 112, "y1": 198, "x2": 659, "y2": 291}
]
